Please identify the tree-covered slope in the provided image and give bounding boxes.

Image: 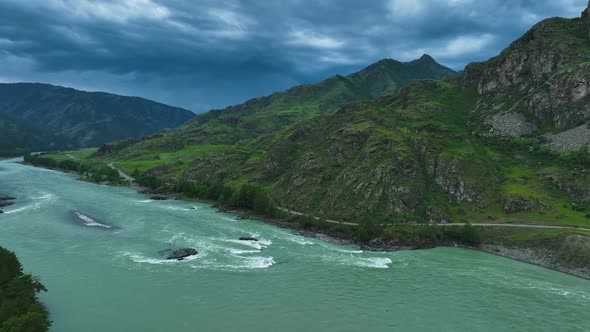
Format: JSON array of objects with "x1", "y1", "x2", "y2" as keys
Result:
[
  {"x1": 0, "y1": 247, "x2": 50, "y2": 332},
  {"x1": 0, "y1": 83, "x2": 194, "y2": 155}
]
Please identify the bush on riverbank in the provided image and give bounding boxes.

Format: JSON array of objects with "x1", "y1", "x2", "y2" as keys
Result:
[
  {"x1": 24, "y1": 154, "x2": 122, "y2": 183},
  {"x1": 172, "y1": 179, "x2": 283, "y2": 219},
  {"x1": 0, "y1": 247, "x2": 50, "y2": 332}
]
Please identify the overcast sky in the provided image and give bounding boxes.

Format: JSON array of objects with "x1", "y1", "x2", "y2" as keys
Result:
[{"x1": 0, "y1": 0, "x2": 586, "y2": 112}]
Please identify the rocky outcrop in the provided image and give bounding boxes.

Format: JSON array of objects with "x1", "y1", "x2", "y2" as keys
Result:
[
  {"x1": 537, "y1": 169, "x2": 590, "y2": 202},
  {"x1": 464, "y1": 16, "x2": 590, "y2": 134},
  {"x1": 584, "y1": 1, "x2": 590, "y2": 37},
  {"x1": 165, "y1": 248, "x2": 198, "y2": 261},
  {"x1": 502, "y1": 195, "x2": 542, "y2": 213},
  {"x1": 482, "y1": 232, "x2": 590, "y2": 279},
  {"x1": 484, "y1": 112, "x2": 536, "y2": 138}
]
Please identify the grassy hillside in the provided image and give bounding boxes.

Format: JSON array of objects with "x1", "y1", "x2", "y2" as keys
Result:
[{"x1": 160, "y1": 55, "x2": 456, "y2": 145}]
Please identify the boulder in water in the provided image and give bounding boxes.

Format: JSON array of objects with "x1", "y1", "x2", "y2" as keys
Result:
[
  {"x1": 0, "y1": 201, "x2": 14, "y2": 208},
  {"x1": 166, "y1": 248, "x2": 198, "y2": 261},
  {"x1": 0, "y1": 195, "x2": 15, "y2": 208},
  {"x1": 150, "y1": 196, "x2": 168, "y2": 201},
  {"x1": 239, "y1": 237, "x2": 258, "y2": 241}
]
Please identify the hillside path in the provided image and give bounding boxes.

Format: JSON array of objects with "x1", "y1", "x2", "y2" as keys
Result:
[
  {"x1": 107, "y1": 162, "x2": 134, "y2": 182},
  {"x1": 279, "y1": 208, "x2": 590, "y2": 231}
]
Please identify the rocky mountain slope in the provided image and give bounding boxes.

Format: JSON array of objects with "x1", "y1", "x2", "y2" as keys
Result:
[
  {"x1": 37, "y1": 6, "x2": 590, "y2": 228},
  {"x1": 27, "y1": 4, "x2": 590, "y2": 278},
  {"x1": 0, "y1": 83, "x2": 194, "y2": 155}
]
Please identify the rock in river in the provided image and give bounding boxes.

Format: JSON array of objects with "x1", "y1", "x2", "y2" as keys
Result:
[
  {"x1": 0, "y1": 195, "x2": 15, "y2": 208},
  {"x1": 239, "y1": 237, "x2": 258, "y2": 241},
  {"x1": 150, "y1": 196, "x2": 168, "y2": 201},
  {"x1": 166, "y1": 248, "x2": 198, "y2": 261}
]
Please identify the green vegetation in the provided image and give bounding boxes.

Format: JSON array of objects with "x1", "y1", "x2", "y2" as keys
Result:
[
  {"x1": 26, "y1": 14, "x2": 590, "y2": 251},
  {"x1": 24, "y1": 154, "x2": 123, "y2": 184},
  {"x1": 172, "y1": 179, "x2": 282, "y2": 219},
  {"x1": 0, "y1": 83, "x2": 193, "y2": 156},
  {"x1": 0, "y1": 247, "x2": 50, "y2": 332}
]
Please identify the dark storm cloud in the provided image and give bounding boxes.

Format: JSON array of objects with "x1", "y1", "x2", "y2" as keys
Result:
[{"x1": 0, "y1": 0, "x2": 586, "y2": 112}]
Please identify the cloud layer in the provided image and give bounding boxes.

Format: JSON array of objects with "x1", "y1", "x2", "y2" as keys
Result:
[{"x1": 0, "y1": 0, "x2": 586, "y2": 112}]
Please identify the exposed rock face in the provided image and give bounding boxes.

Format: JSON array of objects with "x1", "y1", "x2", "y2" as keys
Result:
[
  {"x1": 584, "y1": 2, "x2": 590, "y2": 38},
  {"x1": 166, "y1": 248, "x2": 198, "y2": 261},
  {"x1": 544, "y1": 124, "x2": 590, "y2": 152},
  {"x1": 484, "y1": 112, "x2": 536, "y2": 138},
  {"x1": 537, "y1": 169, "x2": 590, "y2": 202},
  {"x1": 464, "y1": 17, "x2": 590, "y2": 134},
  {"x1": 481, "y1": 233, "x2": 590, "y2": 279},
  {"x1": 502, "y1": 195, "x2": 542, "y2": 213}
]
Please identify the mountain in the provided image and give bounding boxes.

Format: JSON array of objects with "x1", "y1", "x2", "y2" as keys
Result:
[
  {"x1": 76, "y1": 7, "x2": 590, "y2": 226},
  {"x1": 26, "y1": 4, "x2": 590, "y2": 277},
  {"x1": 0, "y1": 83, "x2": 194, "y2": 155},
  {"x1": 168, "y1": 55, "x2": 456, "y2": 144}
]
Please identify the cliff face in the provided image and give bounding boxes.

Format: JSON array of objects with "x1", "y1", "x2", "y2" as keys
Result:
[{"x1": 463, "y1": 12, "x2": 590, "y2": 144}]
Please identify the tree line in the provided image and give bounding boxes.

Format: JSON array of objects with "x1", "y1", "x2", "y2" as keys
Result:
[
  {"x1": 0, "y1": 247, "x2": 50, "y2": 332},
  {"x1": 24, "y1": 154, "x2": 122, "y2": 183}
]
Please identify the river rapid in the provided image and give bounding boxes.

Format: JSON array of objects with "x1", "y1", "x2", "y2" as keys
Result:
[{"x1": 0, "y1": 158, "x2": 589, "y2": 331}]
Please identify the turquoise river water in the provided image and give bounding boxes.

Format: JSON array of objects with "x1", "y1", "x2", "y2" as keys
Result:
[{"x1": 0, "y1": 158, "x2": 589, "y2": 331}]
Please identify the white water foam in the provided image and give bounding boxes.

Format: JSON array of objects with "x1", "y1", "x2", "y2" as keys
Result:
[
  {"x1": 225, "y1": 239, "x2": 263, "y2": 250},
  {"x1": 288, "y1": 236, "x2": 314, "y2": 245},
  {"x1": 31, "y1": 192, "x2": 54, "y2": 200},
  {"x1": 227, "y1": 248, "x2": 261, "y2": 255},
  {"x1": 125, "y1": 252, "x2": 200, "y2": 265},
  {"x1": 3, "y1": 206, "x2": 31, "y2": 214},
  {"x1": 353, "y1": 257, "x2": 392, "y2": 269},
  {"x1": 334, "y1": 249, "x2": 364, "y2": 254},
  {"x1": 136, "y1": 200, "x2": 153, "y2": 203},
  {"x1": 163, "y1": 206, "x2": 190, "y2": 211},
  {"x1": 243, "y1": 256, "x2": 275, "y2": 269},
  {"x1": 74, "y1": 212, "x2": 112, "y2": 229}
]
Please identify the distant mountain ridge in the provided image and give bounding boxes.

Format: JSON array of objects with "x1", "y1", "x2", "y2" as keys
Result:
[
  {"x1": 175, "y1": 54, "x2": 456, "y2": 144},
  {"x1": 0, "y1": 83, "x2": 194, "y2": 155}
]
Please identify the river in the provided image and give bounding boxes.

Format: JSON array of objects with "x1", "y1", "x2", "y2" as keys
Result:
[{"x1": 0, "y1": 158, "x2": 588, "y2": 331}]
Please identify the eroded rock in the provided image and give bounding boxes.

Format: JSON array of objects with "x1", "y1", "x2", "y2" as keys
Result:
[
  {"x1": 502, "y1": 195, "x2": 542, "y2": 213},
  {"x1": 166, "y1": 248, "x2": 198, "y2": 261}
]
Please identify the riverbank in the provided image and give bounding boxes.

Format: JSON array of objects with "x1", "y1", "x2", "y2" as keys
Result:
[{"x1": 21, "y1": 159, "x2": 590, "y2": 280}]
